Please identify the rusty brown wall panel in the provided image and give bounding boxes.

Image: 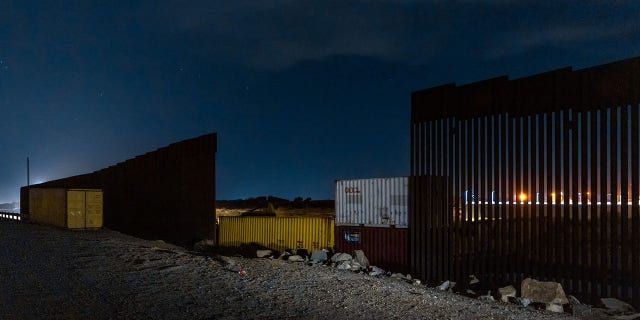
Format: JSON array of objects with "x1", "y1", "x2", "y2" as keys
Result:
[
  {"x1": 339, "y1": 227, "x2": 409, "y2": 273},
  {"x1": 22, "y1": 133, "x2": 217, "y2": 242},
  {"x1": 412, "y1": 57, "x2": 640, "y2": 122},
  {"x1": 411, "y1": 57, "x2": 640, "y2": 307}
]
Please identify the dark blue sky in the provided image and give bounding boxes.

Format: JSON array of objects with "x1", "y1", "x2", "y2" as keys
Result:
[{"x1": 2, "y1": 1, "x2": 640, "y2": 203}]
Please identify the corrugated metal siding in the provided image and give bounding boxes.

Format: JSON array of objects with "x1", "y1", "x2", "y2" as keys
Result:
[
  {"x1": 218, "y1": 217, "x2": 334, "y2": 252},
  {"x1": 334, "y1": 225, "x2": 409, "y2": 273},
  {"x1": 28, "y1": 188, "x2": 103, "y2": 229},
  {"x1": 29, "y1": 188, "x2": 67, "y2": 228},
  {"x1": 335, "y1": 177, "x2": 408, "y2": 228}
]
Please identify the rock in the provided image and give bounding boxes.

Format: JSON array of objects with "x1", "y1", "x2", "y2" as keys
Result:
[
  {"x1": 546, "y1": 303, "x2": 564, "y2": 313},
  {"x1": 226, "y1": 264, "x2": 242, "y2": 272},
  {"x1": 310, "y1": 250, "x2": 328, "y2": 262},
  {"x1": 337, "y1": 261, "x2": 351, "y2": 270},
  {"x1": 256, "y1": 249, "x2": 272, "y2": 258},
  {"x1": 391, "y1": 273, "x2": 404, "y2": 279},
  {"x1": 369, "y1": 266, "x2": 385, "y2": 276},
  {"x1": 567, "y1": 295, "x2": 581, "y2": 305},
  {"x1": 498, "y1": 285, "x2": 516, "y2": 303},
  {"x1": 508, "y1": 296, "x2": 531, "y2": 308},
  {"x1": 478, "y1": 291, "x2": 495, "y2": 302},
  {"x1": 405, "y1": 274, "x2": 412, "y2": 280},
  {"x1": 437, "y1": 280, "x2": 451, "y2": 291},
  {"x1": 570, "y1": 304, "x2": 609, "y2": 318},
  {"x1": 468, "y1": 275, "x2": 480, "y2": 285},
  {"x1": 331, "y1": 253, "x2": 353, "y2": 263},
  {"x1": 287, "y1": 255, "x2": 305, "y2": 262},
  {"x1": 601, "y1": 297, "x2": 635, "y2": 315},
  {"x1": 353, "y1": 250, "x2": 370, "y2": 268},
  {"x1": 193, "y1": 239, "x2": 214, "y2": 252},
  {"x1": 296, "y1": 249, "x2": 309, "y2": 258},
  {"x1": 520, "y1": 278, "x2": 569, "y2": 305},
  {"x1": 413, "y1": 280, "x2": 421, "y2": 285},
  {"x1": 215, "y1": 255, "x2": 235, "y2": 266}
]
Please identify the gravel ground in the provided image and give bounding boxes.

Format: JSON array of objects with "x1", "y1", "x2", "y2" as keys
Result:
[{"x1": 0, "y1": 219, "x2": 579, "y2": 320}]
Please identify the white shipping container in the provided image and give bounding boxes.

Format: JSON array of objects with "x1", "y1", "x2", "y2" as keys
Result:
[{"x1": 335, "y1": 177, "x2": 408, "y2": 228}]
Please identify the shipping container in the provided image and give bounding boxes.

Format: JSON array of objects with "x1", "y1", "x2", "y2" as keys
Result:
[
  {"x1": 335, "y1": 177, "x2": 408, "y2": 228},
  {"x1": 334, "y1": 225, "x2": 409, "y2": 273},
  {"x1": 218, "y1": 217, "x2": 334, "y2": 252},
  {"x1": 28, "y1": 188, "x2": 103, "y2": 229}
]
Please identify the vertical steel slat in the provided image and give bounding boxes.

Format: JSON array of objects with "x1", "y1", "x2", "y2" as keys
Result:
[
  {"x1": 600, "y1": 108, "x2": 608, "y2": 297},
  {"x1": 590, "y1": 110, "x2": 599, "y2": 298},
  {"x1": 610, "y1": 106, "x2": 619, "y2": 298},
  {"x1": 455, "y1": 118, "x2": 462, "y2": 282},
  {"x1": 631, "y1": 104, "x2": 639, "y2": 307},
  {"x1": 447, "y1": 117, "x2": 454, "y2": 280},
  {"x1": 580, "y1": 111, "x2": 589, "y2": 296},
  {"x1": 523, "y1": 115, "x2": 531, "y2": 279},
  {"x1": 488, "y1": 115, "x2": 496, "y2": 282},
  {"x1": 535, "y1": 114, "x2": 543, "y2": 278},
  {"x1": 479, "y1": 116, "x2": 486, "y2": 278},
  {"x1": 620, "y1": 106, "x2": 629, "y2": 301},
  {"x1": 552, "y1": 111, "x2": 561, "y2": 283},
  {"x1": 546, "y1": 112, "x2": 554, "y2": 281},
  {"x1": 571, "y1": 109, "x2": 580, "y2": 294},
  {"x1": 437, "y1": 118, "x2": 444, "y2": 280},
  {"x1": 502, "y1": 113, "x2": 510, "y2": 281},
  {"x1": 473, "y1": 117, "x2": 480, "y2": 277},
  {"x1": 462, "y1": 120, "x2": 473, "y2": 277},
  {"x1": 562, "y1": 109, "x2": 570, "y2": 287}
]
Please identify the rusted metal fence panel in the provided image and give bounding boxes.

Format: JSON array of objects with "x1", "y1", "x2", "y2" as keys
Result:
[
  {"x1": 20, "y1": 133, "x2": 217, "y2": 242},
  {"x1": 410, "y1": 57, "x2": 640, "y2": 307}
]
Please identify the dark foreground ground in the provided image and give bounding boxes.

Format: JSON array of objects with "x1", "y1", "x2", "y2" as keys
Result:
[{"x1": 0, "y1": 219, "x2": 576, "y2": 320}]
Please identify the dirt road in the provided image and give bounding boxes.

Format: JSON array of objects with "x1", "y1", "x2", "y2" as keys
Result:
[{"x1": 0, "y1": 219, "x2": 576, "y2": 319}]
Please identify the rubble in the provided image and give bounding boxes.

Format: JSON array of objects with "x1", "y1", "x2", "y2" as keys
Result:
[
  {"x1": 353, "y1": 250, "x2": 370, "y2": 268},
  {"x1": 438, "y1": 280, "x2": 451, "y2": 291},
  {"x1": 521, "y1": 278, "x2": 569, "y2": 305},
  {"x1": 601, "y1": 298, "x2": 636, "y2": 315},
  {"x1": 310, "y1": 250, "x2": 328, "y2": 262},
  {"x1": 256, "y1": 249, "x2": 272, "y2": 258},
  {"x1": 498, "y1": 285, "x2": 517, "y2": 303},
  {"x1": 287, "y1": 255, "x2": 305, "y2": 262},
  {"x1": 331, "y1": 252, "x2": 353, "y2": 263},
  {"x1": 368, "y1": 266, "x2": 385, "y2": 276},
  {"x1": 218, "y1": 247, "x2": 640, "y2": 318}
]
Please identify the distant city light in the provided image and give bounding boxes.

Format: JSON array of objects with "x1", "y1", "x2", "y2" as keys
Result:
[{"x1": 519, "y1": 193, "x2": 527, "y2": 203}]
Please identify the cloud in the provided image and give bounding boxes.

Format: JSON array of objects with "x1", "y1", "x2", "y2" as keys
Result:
[
  {"x1": 152, "y1": 0, "x2": 441, "y2": 69},
  {"x1": 140, "y1": 1, "x2": 640, "y2": 70},
  {"x1": 483, "y1": 17, "x2": 640, "y2": 60}
]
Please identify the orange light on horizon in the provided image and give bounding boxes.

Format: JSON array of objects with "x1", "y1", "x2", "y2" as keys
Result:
[{"x1": 519, "y1": 193, "x2": 527, "y2": 202}]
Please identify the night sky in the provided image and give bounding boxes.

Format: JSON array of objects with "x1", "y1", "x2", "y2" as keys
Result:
[{"x1": 2, "y1": 1, "x2": 640, "y2": 203}]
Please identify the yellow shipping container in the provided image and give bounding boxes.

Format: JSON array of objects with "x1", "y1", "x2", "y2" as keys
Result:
[
  {"x1": 218, "y1": 216, "x2": 334, "y2": 252},
  {"x1": 28, "y1": 188, "x2": 103, "y2": 229}
]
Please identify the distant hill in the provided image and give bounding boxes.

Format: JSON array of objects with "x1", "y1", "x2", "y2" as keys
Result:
[
  {"x1": 216, "y1": 196, "x2": 334, "y2": 218},
  {"x1": 0, "y1": 202, "x2": 19, "y2": 210}
]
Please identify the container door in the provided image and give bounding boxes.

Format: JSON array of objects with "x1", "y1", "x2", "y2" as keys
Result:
[
  {"x1": 67, "y1": 191, "x2": 86, "y2": 229},
  {"x1": 85, "y1": 191, "x2": 103, "y2": 228}
]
